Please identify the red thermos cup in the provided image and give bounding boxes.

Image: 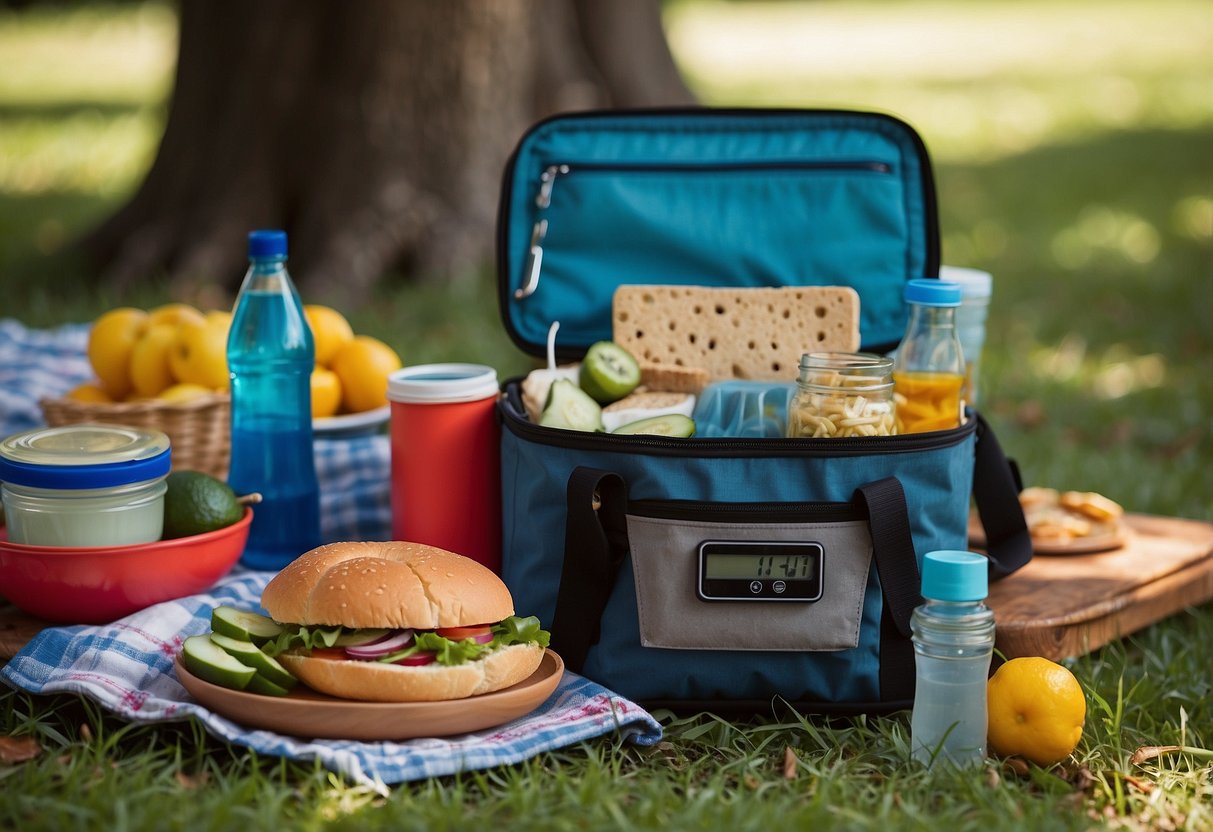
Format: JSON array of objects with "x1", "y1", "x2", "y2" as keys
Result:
[{"x1": 387, "y1": 364, "x2": 501, "y2": 573}]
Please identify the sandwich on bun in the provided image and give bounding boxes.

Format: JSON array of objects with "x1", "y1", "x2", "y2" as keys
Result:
[{"x1": 259, "y1": 540, "x2": 550, "y2": 702}]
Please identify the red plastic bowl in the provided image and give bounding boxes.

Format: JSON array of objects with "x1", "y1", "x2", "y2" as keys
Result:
[{"x1": 0, "y1": 507, "x2": 251, "y2": 624}]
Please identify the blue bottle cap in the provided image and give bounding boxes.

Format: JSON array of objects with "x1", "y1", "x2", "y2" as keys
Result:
[
  {"x1": 905, "y1": 278, "x2": 961, "y2": 307},
  {"x1": 248, "y1": 229, "x2": 288, "y2": 258},
  {"x1": 921, "y1": 550, "x2": 988, "y2": 601}
]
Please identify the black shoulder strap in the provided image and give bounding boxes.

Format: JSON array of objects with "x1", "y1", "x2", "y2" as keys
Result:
[
  {"x1": 549, "y1": 467, "x2": 630, "y2": 672},
  {"x1": 972, "y1": 412, "x2": 1033, "y2": 580},
  {"x1": 853, "y1": 477, "x2": 920, "y2": 703}
]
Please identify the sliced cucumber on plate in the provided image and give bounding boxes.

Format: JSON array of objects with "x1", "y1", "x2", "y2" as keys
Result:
[{"x1": 181, "y1": 635, "x2": 257, "y2": 691}]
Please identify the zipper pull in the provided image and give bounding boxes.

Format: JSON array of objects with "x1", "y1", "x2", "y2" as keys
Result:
[
  {"x1": 515, "y1": 219, "x2": 548, "y2": 299},
  {"x1": 536, "y1": 164, "x2": 569, "y2": 209}
]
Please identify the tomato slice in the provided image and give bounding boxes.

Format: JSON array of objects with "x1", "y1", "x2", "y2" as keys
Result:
[
  {"x1": 307, "y1": 647, "x2": 349, "y2": 661},
  {"x1": 434, "y1": 624, "x2": 493, "y2": 641},
  {"x1": 394, "y1": 651, "x2": 436, "y2": 666}
]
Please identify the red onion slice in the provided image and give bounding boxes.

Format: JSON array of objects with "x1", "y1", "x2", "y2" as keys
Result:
[
  {"x1": 343, "y1": 629, "x2": 414, "y2": 659},
  {"x1": 394, "y1": 651, "x2": 436, "y2": 666},
  {"x1": 472, "y1": 632, "x2": 494, "y2": 644}
]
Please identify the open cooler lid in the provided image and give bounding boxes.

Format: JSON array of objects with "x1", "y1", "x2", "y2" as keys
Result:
[{"x1": 496, "y1": 108, "x2": 939, "y2": 361}]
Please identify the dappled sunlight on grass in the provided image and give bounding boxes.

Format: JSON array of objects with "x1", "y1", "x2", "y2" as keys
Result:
[
  {"x1": 665, "y1": 0, "x2": 1213, "y2": 163},
  {"x1": 1029, "y1": 334, "x2": 1168, "y2": 401}
]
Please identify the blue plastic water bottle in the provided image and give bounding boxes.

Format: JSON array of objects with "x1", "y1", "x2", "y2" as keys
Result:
[
  {"x1": 910, "y1": 550, "x2": 996, "y2": 768},
  {"x1": 226, "y1": 229, "x2": 321, "y2": 570}
]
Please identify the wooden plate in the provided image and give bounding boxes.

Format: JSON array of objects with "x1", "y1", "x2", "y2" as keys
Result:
[
  {"x1": 174, "y1": 649, "x2": 564, "y2": 740},
  {"x1": 969, "y1": 514, "x2": 1128, "y2": 556}
]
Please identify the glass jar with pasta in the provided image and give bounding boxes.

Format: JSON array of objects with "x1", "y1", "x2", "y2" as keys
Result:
[{"x1": 786, "y1": 352, "x2": 897, "y2": 439}]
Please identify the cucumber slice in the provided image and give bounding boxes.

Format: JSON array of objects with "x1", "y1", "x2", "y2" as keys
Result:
[
  {"x1": 210, "y1": 606, "x2": 284, "y2": 645},
  {"x1": 334, "y1": 628, "x2": 391, "y2": 647},
  {"x1": 611, "y1": 413, "x2": 696, "y2": 437},
  {"x1": 209, "y1": 633, "x2": 298, "y2": 690},
  {"x1": 246, "y1": 673, "x2": 292, "y2": 697},
  {"x1": 181, "y1": 635, "x2": 256, "y2": 691},
  {"x1": 579, "y1": 341, "x2": 640, "y2": 404},
  {"x1": 539, "y1": 379, "x2": 604, "y2": 432}
]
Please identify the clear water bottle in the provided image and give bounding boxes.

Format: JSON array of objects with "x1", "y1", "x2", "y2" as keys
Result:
[
  {"x1": 226, "y1": 229, "x2": 321, "y2": 570},
  {"x1": 893, "y1": 279, "x2": 965, "y2": 433},
  {"x1": 910, "y1": 550, "x2": 996, "y2": 768}
]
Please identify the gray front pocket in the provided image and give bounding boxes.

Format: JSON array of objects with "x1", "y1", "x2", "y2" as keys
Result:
[{"x1": 626, "y1": 513, "x2": 873, "y2": 651}]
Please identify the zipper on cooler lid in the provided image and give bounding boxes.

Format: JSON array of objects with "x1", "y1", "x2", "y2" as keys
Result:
[{"x1": 515, "y1": 158, "x2": 892, "y2": 300}]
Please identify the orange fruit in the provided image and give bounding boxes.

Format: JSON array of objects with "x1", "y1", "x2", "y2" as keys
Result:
[
  {"x1": 310, "y1": 366, "x2": 342, "y2": 418},
  {"x1": 147, "y1": 302, "x2": 205, "y2": 330},
  {"x1": 129, "y1": 322, "x2": 179, "y2": 398},
  {"x1": 987, "y1": 657, "x2": 1086, "y2": 767},
  {"x1": 169, "y1": 311, "x2": 232, "y2": 390},
  {"x1": 65, "y1": 382, "x2": 113, "y2": 403},
  {"x1": 87, "y1": 307, "x2": 148, "y2": 400},
  {"x1": 157, "y1": 382, "x2": 215, "y2": 404},
  {"x1": 304, "y1": 304, "x2": 355, "y2": 366},
  {"x1": 329, "y1": 335, "x2": 401, "y2": 413}
]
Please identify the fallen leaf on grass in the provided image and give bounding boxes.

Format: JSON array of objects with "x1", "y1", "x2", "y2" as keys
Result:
[
  {"x1": 783, "y1": 746, "x2": 799, "y2": 780},
  {"x1": 175, "y1": 770, "x2": 210, "y2": 790},
  {"x1": 0, "y1": 735, "x2": 42, "y2": 764},
  {"x1": 1131, "y1": 745, "x2": 1213, "y2": 765}
]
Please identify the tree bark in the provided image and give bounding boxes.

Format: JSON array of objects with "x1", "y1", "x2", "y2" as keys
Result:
[{"x1": 78, "y1": 0, "x2": 695, "y2": 308}]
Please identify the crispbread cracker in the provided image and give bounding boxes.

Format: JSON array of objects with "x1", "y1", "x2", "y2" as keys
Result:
[
  {"x1": 638, "y1": 362, "x2": 710, "y2": 394},
  {"x1": 613, "y1": 285, "x2": 860, "y2": 382}
]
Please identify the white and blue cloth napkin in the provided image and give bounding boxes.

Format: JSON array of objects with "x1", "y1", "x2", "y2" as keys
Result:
[{"x1": 0, "y1": 319, "x2": 664, "y2": 790}]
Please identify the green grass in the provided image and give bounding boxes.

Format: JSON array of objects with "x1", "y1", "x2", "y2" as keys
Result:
[{"x1": 1, "y1": 1, "x2": 1211, "y2": 829}]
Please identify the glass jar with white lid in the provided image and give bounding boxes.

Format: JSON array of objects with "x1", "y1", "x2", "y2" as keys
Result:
[{"x1": 0, "y1": 423, "x2": 171, "y2": 547}]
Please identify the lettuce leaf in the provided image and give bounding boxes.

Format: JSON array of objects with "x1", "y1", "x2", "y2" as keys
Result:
[{"x1": 262, "y1": 615, "x2": 552, "y2": 666}]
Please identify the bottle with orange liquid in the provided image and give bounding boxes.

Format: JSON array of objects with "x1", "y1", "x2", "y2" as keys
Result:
[{"x1": 893, "y1": 279, "x2": 966, "y2": 433}]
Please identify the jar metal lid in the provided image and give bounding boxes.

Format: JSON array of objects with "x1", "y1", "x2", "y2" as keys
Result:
[{"x1": 0, "y1": 423, "x2": 172, "y2": 489}]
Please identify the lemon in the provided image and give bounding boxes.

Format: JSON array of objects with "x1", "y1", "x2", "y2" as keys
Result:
[
  {"x1": 330, "y1": 335, "x2": 401, "y2": 413},
  {"x1": 304, "y1": 304, "x2": 355, "y2": 366},
  {"x1": 162, "y1": 470, "x2": 244, "y2": 539},
  {"x1": 157, "y1": 382, "x2": 215, "y2": 404},
  {"x1": 170, "y1": 311, "x2": 232, "y2": 390},
  {"x1": 129, "y1": 322, "x2": 180, "y2": 398},
  {"x1": 310, "y1": 365, "x2": 342, "y2": 418},
  {"x1": 88, "y1": 307, "x2": 148, "y2": 400},
  {"x1": 147, "y1": 302, "x2": 205, "y2": 329},
  {"x1": 65, "y1": 382, "x2": 113, "y2": 403},
  {"x1": 987, "y1": 657, "x2": 1086, "y2": 766}
]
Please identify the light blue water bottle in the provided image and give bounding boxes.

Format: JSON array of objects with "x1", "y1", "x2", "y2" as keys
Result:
[
  {"x1": 226, "y1": 229, "x2": 321, "y2": 570},
  {"x1": 910, "y1": 550, "x2": 996, "y2": 768}
]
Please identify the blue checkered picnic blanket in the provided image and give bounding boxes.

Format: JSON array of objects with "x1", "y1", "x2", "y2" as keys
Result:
[{"x1": 0, "y1": 318, "x2": 663, "y2": 789}]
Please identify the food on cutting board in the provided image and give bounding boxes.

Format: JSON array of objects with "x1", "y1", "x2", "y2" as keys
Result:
[
  {"x1": 612, "y1": 285, "x2": 861, "y2": 382},
  {"x1": 1019, "y1": 486, "x2": 1125, "y2": 545},
  {"x1": 181, "y1": 541, "x2": 552, "y2": 702}
]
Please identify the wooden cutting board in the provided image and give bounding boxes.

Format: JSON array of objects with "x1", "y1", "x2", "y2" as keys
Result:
[
  {"x1": 985, "y1": 513, "x2": 1213, "y2": 660},
  {"x1": 2, "y1": 514, "x2": 1211, "y2": 662}
]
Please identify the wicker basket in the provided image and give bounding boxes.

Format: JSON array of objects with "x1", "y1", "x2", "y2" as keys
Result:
[{"x1": 39, "y1": 393, "x2": 231, "y2": 479}]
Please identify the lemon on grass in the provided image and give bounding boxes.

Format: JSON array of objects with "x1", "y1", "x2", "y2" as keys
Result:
[
  {"x1": 88, "y1": 307, "x2": 148, "y2": 400},
  {"x1": 987, "y1": 656, "x2": 1086, "y2": 766},
  {"x1": 162, "y1": 470, "x2": 244, "y2": 539},
  {"x1": 330, "y1": 335, "x2": 401, "y2": 413},
  {"x1": 304, "y1": 304, "x2": 355, "y2": 366}
]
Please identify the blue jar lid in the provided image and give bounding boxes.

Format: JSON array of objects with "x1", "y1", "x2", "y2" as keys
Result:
[
  {"x1": 248, "y1": 229, "x2": 287, "y2": 258},
  {"x1": 921, "y1": 550, "x2": 988, "y2": 601},
  {"x1": 905, "y1": 278, "x2": 961, "y2": 307},
  {"x1": 0, "y1": 424, "x2": 172, "y2": 490}
]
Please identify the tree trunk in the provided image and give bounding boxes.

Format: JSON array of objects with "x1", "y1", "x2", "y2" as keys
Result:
[{"x1": 79, "y1": 0, "x2": 695, "y2": 308}]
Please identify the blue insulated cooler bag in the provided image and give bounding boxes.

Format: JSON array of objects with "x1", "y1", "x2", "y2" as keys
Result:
[{"x1": 495, "y1": 109, "x2": 1031, "y2": 713}]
